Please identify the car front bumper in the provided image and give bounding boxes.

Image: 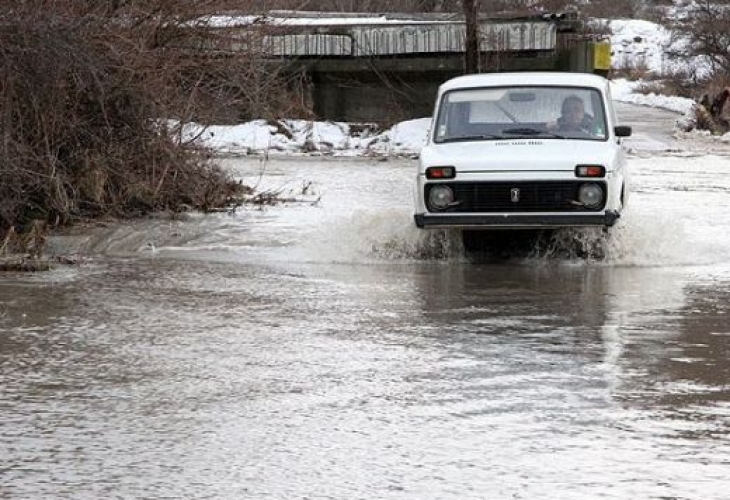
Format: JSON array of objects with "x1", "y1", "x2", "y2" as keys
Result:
[{"x1": 414, "y1": 210, "x2": 621, "y2": 229}]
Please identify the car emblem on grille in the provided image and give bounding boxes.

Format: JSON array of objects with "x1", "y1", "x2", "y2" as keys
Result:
[{"x1": 510, "y1": 188, "x2": 520, "y2": 203}]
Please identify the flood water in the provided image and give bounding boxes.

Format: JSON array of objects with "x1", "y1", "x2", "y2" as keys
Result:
[{"x1": 2, "y1": 105, "x2": 730, "y2": 499}]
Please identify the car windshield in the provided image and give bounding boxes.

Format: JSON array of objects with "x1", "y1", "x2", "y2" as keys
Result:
[{"x1": 433, "y1": 85, "x2": 608, "y2": 143}]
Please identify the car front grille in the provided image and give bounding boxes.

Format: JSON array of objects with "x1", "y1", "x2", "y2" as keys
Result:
[{"x1": 425, "y1": 181, "x2": 606, "y2": 213}]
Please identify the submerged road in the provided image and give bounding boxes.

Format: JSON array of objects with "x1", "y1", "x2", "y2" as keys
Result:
[
  {"x1": 1, "y1": 103, "x2": 729, "y2": 499},
  {"x1": 615, "y1": 100, "x2": 681, "y2": 150}
]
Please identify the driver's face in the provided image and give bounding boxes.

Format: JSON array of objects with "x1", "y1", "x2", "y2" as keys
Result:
[{"x1": 563, "y1": 102, "x2": 585, "y2": 127}]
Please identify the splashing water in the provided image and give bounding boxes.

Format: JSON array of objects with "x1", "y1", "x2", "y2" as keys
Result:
[
  {"x1": 46, "y1": 154, "x2": 730, "y2": 272},
  {"x1": 297, "y1": 204, "x2": 726, "y2": 268},
  {"x1": 297, "y1": 208, "x2": 463, "y2": 262}
]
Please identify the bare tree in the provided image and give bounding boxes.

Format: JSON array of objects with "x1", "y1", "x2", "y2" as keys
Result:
[
  {"x1": 667, "y1": 1, "x2": 730, "y2": 79},
  {"x1": 662, "y1": 1, "x2": 730, "y2": 133}
]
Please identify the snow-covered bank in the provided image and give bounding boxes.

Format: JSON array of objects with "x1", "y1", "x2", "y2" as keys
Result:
[
  {"x1": 182, "y1": 118, "x2": 430, "y2": 157},
  {"x1": 605, "y1": 19, "x2": 696, "y2": 116},
  {"x1": 182, "y1": 78, "x2": 698, "y2": 157},
  {"x1": 610, "y1": 79, "x2": 695, "y2": 115},
  {"x1": 183, "y1": 89, "x2": 723, "y2": 158},
  {"x1": 608, "y1": 19, "x2": 674, "y2": 75},
  {"x1": 182, "y1": 18, "x2": 728, "y2": 158}
]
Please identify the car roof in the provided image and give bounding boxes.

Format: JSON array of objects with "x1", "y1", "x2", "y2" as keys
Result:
[{"x1": 439, "y1": 72, "x2": 609, "y2": 93}]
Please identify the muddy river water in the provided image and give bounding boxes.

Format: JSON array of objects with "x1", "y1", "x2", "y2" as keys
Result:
[{"x1": 1, "y1": 105, "x2": 730, "y2": 499}]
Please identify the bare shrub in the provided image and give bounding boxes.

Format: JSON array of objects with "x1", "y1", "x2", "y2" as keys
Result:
[
  {"x1": 657, "y1": 67, "x2": 704, "y2": 99},
  {"x1": 0, "y1": 1, "x2": 263, "y2": 250},
  {"x1": 634, "y1": 79, "x2": 679, "y2": 98},
  {"x1": 251, "y1": 0, "x2": 549, "y2": 14},
  {"x1": 532, "y1": 0, "x2": 636, "y2": 18},
  {"x1": 583, "y1": 0, "x2": 638, "y2": 19},
  {"x1": 611, "y1": 57, "x2": 654, "y2": 81},
  {"x1": 531, "y1": 0, "x2": 579, "y2": 12}
]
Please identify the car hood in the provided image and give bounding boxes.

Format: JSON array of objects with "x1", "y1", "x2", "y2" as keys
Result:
[{"x1": 420, "y1": 139, "x2": 619, "y2": 173}]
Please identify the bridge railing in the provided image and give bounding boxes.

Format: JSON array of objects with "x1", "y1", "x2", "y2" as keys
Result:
[
  {"x1": 260, "y1": 21, "x2": 557, "y2": 57},
  {"x1": 200, "y1": 13, "x2": 563, "y2": 58}
]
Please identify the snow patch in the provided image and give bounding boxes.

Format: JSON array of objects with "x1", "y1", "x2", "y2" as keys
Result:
[
  {"x1": 610, "y1": 79, "x2": 695, "y2": 115},
  {"x1": 608, "y1": 19, "x2": 673, "y2": 75},
  {"x1": 182, "y1": 118, "x2": 430, "y2": 157}
]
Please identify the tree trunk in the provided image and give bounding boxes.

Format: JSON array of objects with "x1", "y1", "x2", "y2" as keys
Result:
[{"x1": 462, "y1": 0, "x2": 479, "y2": 74}]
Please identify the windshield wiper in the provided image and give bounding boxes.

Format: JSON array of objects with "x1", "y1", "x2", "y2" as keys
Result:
[
  {"x1": 440, "y1": 134, "x2": 504, "y2": 143},
  {"x1": 502, "y1": 127, "x2": 566, "y2": 139}
]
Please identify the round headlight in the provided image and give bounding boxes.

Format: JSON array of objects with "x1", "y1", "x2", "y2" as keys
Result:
[
  {"x1": 578, "y1": 183, "x2": 604, "y2": 208},
  {"x1": 428, "y1": 185, "x2": 454, "y2": 210}
]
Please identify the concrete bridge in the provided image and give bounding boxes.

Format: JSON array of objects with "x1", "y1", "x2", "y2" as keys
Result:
[{"x1": 208, "y1": 11, "x2": 608, "y2": 123}]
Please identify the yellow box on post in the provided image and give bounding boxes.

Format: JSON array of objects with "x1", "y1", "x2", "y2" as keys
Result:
[{"x1": 593, "y1": 41, "x2": 612, "y2": 75}]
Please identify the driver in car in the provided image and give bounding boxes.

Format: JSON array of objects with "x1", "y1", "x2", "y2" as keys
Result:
[{"x1": 547, "y1": 95, "x2": 594, "y2": 133}]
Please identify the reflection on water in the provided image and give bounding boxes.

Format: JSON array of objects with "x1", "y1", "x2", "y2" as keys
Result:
[
  {"x1": 2, "y1": 255, "x2": 729, "y2": 499},
  {"x1": 2, "y1": 153, "x2": 730, "y2": 498}
]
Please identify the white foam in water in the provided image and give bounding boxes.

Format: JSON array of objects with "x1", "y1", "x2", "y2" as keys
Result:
[
  {"x1": 197, "y1": 155, "x2": 730, "y2": 269},
  {"x1": 294, "y1": 208, "x2": 463, "y2": 263},
  {"x1": 603, "y1": 207, "x2": 729, "y2": 268},
  {"x1": 61, "y1": 198, "x2": 727, "y2": 270},
  {"x1": 292, "y1": 202, "x2": 730, "y2": 268}
]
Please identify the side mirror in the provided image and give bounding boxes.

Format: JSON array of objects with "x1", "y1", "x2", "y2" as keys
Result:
[{"x1": 614, "y1": 125, "x2": 632, "y2": 138}]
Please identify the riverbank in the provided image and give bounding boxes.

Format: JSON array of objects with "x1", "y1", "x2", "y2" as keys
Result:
[
  {"x1": 179, "y1": 79, "x2": 708, "y2": 159},
  {"x1": 0, "y1": 256, "x2": 53, "y2": 272}
]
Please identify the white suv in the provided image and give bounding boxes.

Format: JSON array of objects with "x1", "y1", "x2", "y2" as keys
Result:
[{"x1": 414, "y1": 72, "x2": 631, "y2": 244}]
